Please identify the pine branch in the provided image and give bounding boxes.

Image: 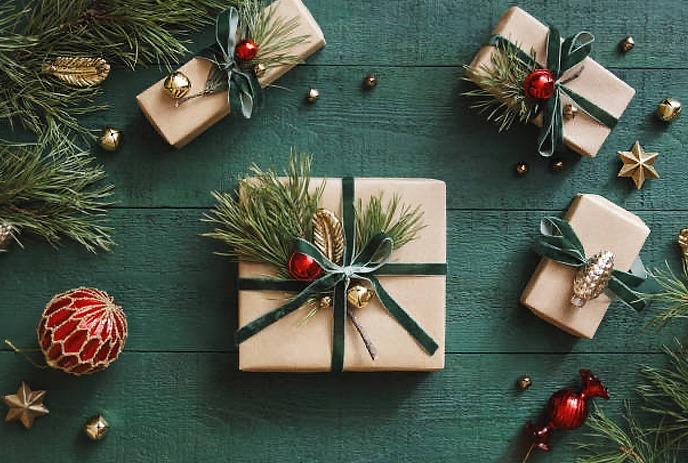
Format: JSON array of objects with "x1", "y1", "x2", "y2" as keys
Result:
[
  {"x1": 355, "y1": 194, "x2": 425, "y2": 251},
  {"x1": 0, "y1": 138, "x2": 114, "y2": 252},
  {"x1": 644, "y1": 262, "x2": 688, "y2": 329}
]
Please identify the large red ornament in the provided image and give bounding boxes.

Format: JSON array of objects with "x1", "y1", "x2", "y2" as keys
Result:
[
  {"x1": 523, "y1": 69, "x2": 556, "y2": 100},
  {"x1": 235, "y1": 39, "x2": 259, "y2": 61},
  {"x1": 525, "y1": 369, "x2": 609, "y2": 457},
  {"x1": 37, "y1": 288, "x2": 128, "y2": 376},
  {"x1": 288, "y1": 252, "x2": 322, "y2": 280}
]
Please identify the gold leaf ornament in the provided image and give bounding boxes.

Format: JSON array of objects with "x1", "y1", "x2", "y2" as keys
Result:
[
  {"x1": 312, "y1": 208, "x2": 344, "y2": 264},
  {"x1": 41, "y1": 57, "x2": 111, "y2": 87}
]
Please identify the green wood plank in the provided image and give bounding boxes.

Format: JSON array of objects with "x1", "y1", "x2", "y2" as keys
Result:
[
  {"x1": 91, "y1": 66, "x2": 687, "y2": 210},
  {"x1": 0, "y1": 352, "x2": 670, "y2": 462},
  {"x1": 1, "y1": 209, "x2": 683, "y2": 354}
]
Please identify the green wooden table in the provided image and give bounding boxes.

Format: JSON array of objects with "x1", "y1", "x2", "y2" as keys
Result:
[{"x1": 2, "y1": 1, "x2": 687, "y2": 461}]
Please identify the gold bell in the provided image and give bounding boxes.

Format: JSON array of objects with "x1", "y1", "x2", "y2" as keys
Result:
[
  {"x1": 306, "y1": 88, "x2": 320, "y2": 103},
  {"x1": 84, "y1": 415, "x2": 110, "y2": 441},
  {"x1": 253, "y1": 63, "x2": 267, "y2": 78},
  {"x1": 98, "y1": 127, "x2": 122, "y2": 152},
  {"x1": 347, "y1": 284, "x2": 374, "y2": 309},
  {"x1": 163, "y1": 71, "x2": 192, "y2": 99},
  {"x1": 656, "y1": 98, "x2": 682, "y2": 122},
  {"x1": 619, "y1": 36, "x2": 635, "y2": 52},
  {"x1": 516, "y1": 375, "x2": 533, "y2": 390},
  {"x1": 563, "y1": 103, "x2": 578, "y2": 120},
  {"x1": 363, "y1": 74, "x2": 378, "y2": 89}
]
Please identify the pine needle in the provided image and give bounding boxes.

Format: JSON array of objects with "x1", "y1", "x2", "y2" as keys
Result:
[
  {"x1": 644, "y1": 262, "x2": 688, "y2": 329},
  {"x1": 355, "y1": 194, "x2": 425, "y2": 251}
]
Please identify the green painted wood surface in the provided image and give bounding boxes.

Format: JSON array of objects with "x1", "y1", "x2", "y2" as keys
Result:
[{"x1": 1, "y1": 1, "x2": 688, "y2": 461}]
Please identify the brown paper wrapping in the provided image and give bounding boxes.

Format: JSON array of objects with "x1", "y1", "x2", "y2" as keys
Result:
[
  {"x1": 136, "y1": 0, "x2": 325, "y2": 148},
  {"x1": 468, "y1": 7, "x2": 635, "y2": 157},
  {"x1": 520, "y1": 194, "x2": 649, "y2": 339},
  {"x1": 238, "y1": 178, "x2": 446, "y2": 372}
]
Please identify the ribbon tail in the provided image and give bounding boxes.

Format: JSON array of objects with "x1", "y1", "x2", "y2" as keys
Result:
[
  {"x1": 331, "y1": 280, "x2": 347, "y2": 373},
  {"x1": 607, "y1": 275, "x2": 647, "y2": 312},
  {"x1": 368, "y1": 275, "x2": 439, "y2": 355},
  {"x1": 537, "y1": 91, "x2": 562, "y2": 157}
]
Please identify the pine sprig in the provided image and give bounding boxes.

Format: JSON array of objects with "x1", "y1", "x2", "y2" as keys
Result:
[
  {"x1": 643, "y1": 262, "x2": 688, "y2": 329},
  {"x1": 355, "y1": 194, "x2": 425, "y2": 251},
  {"x1": 0, "y1": 139, "x2": 114, "y2": 252},
  {"x1": 463, "y1": 40, "x2": 538, "y2": 132}
]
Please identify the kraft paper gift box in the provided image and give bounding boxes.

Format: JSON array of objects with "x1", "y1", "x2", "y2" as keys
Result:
[
  {"x1": 238, "y1": 178, "x2": 447, "y2": 372},
  {"x1": 136, "y1": 0, "x2": 325, "y2": 148},
  {"x1": 521, "y1": 194, "x2": 650, "y2": 339},
  {"x1": 468, "y1": 6, "x2": 635, "y2": 157}
]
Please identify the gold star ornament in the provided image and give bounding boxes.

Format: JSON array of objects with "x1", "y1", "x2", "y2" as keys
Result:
[
  {"x1": 3, "y1": 382, "x2": 49, "y2": 429},
  {"x1": 617, "y1": 141, "x2": 660, "y2": 189}
]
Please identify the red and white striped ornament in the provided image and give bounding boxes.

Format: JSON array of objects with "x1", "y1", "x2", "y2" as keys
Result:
[{"x1": 37, "y1": 288, "x2": 127, "y2": 376}]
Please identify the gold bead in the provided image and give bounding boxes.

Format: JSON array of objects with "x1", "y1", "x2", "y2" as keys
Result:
[
  {"x1": 563, "y1": 103, "x2": 578, "y2": 120},
  {"x1": 163, "y1": 71, "x2": 192, "y2": 99},
  {"x1": 515, "y1": 161, "x2": 529, "y2": 176},
  {"x1": 84, "y1": 415, "x2": 110, "y2": 441},
  {"x1": 517, "y1": 375, "x2": 533, "y2": 390},
  {"x1": 306, "y1": 88, "x2": 320, "y2": 103},
  {"x1": 347, "y1": 284, "x2": 374, "y2": 310},
  {"x1": 656, "y1": 98, "x2": 682, "y2": 122},
  {"x1": 253, "y1": 63, "x2": 267, "y2": 78},
  {"x1": 99, "y1": 127, "x2": 122, "y2": 152},
  {"x1": 549, "y1": 158, "x2": 565, "y2": 173},
  {"x1": 363, "y1": 74, "x2": 378, "y2": 89},
  {"x1": 619, "y1": 36, "x2": 635, "y2": 52}
]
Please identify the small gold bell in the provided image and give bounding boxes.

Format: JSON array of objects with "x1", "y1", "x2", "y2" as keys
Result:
[
  {"x1": 253, "y1": 63, "x2": 267, "y2": 78},
  {"x1": 563, "y1": 103, "x2": 578, "y2": 120},
  {"x1": 619, "y1": 36, "x2": 635, "y2": 52},
  {"x1": 571, "y1": 251, "x2": 615, "y2": 308},
  {"x1": 347, "y1": 284, "x2": 374, "y2": 309},
  {"x1": 515, "y1": 161, "x2": 529, "y2": 177},
  {"x1": 549, "y1": 158, "x2": 565, "y2": 173},
  {"x1": 84, "y1": 415, "x2": 110, "y2": 441},
  {"x1": 516, "y1": 375, "x2": 533, "y2": 390},
  {"x1": 98, "y1": 127, "x2": 122, "y2": 152},
  {"x1": 163, "y1": 71, "x2": 192, "y2": 99},
  {"x1": 656, "y1": 98, "x2": 682, "y2": 122},
  {"x1": 363, "y1": 74, "x2": 378, "y2": 89},
  {"x1": 306, "y1": 88, "x2": 320, "y2": 103}
]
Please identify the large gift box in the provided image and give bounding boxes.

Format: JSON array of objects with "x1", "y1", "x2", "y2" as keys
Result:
[
  {"x1": 136, "y1": 0, "x2": 325, "y2": 148},
  {"x1": 238, "y1": 178, "x2": 447, "y2": 372},
  {"x1": 521, "y1": 194, "x2": 650, "y2": 339},
  {"x1": 468, "y1": 7, "x2": 635, "y2": 157}
]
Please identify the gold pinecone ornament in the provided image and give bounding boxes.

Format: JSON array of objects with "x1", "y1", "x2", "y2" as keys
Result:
[
  {"x1": 571, "y1": 251, "x2": 615, "y2": 308},
  {"x1": 41, "y1": 57, "x2": 110, "y2": 87},
  {"x1": 0, "y1": 222, "x2": 14, "y2": 250},
  {"x1": 677, "y1": 228, "x2": 688, "y2": 261}
]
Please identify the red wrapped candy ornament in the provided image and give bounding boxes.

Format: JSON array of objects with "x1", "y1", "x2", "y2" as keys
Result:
[
  {"x1": 288, "y1": 252, "x2": 323, "y2": 281},
  {"x1": 523, "y1": 68, "x2": 556, "y2": 100},
  {"x1": 37, "y1": 288, "x2": 128, "y2": 376}
]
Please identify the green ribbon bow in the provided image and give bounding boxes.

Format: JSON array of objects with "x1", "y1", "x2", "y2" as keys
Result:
[
  {"x1": 492, "y1": 27, "x2": 618, "y2": 157},
  {"x1": 534, "y1": 217, "x2": 647, "y2": 311},
  {"x1": 200, "y1": 7, "x2": 259, "y2": 119},
  {"x1": 235, "y1": 177, "x2": 446, "y2": 372}
]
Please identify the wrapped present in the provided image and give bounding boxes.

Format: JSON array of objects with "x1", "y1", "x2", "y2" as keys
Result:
[
  {"x1": 136, "y1": 0, "x2": 325, "y2": 148},
  {"x1": 520, "y1": 194, "x2": 650, "y2": 339},
  {"x1": 235, "y1": 177, "x2": 447, "y2": 372},
  {"x1": 466, "y1": 7, "x2": 635, "y2": 157}
]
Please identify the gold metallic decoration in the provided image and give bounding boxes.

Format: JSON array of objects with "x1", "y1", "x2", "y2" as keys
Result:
[
  {"x1": 0, "y1": 222, "x2": 13, "y2": 250},
  {"x1": 571, "y1": 250, "x2": 615, "y2": 308},
  {"x1": 656, "y1": 98, "x2": 682, "y2": 122},
  {"x1": 363, "y1": 74, "x2": 378, "y2": 89},
  {"x1": 619, "y1": 36, "x2": 635, "y2": 52},
  {"x1": 515, "y1": 161, "x2": 529, "y2": 176},
  {"x1": 3, "y1": 382, "x2": 49, "y2": 430},
  {"x1": 306, "y1": 88, "x2": 320, "y2": 103},
  {"x1": 41, "y1": 57, "x2": 110, "y2": 87},
  {"x1": 617, "y1": 141, "x2": 659, "y2": 189},
  {"x1": 549, "y1": 158, "x2": 565, "y2": 173},
  {"x1": 253, "y1": 63, "x2": 267, "y2": 78},
  {"x1": 677, "y1": 228, "x2": 688, "y2": 262},
  {"x1": 563, "y1": 103, "x2": 578, "y2": 120},
  {"x1": 99, "y1": 127, "x2": 122, "y2": 152},
  {"x1": 517, "y1": 375, "x2": 533, "y2": 390},
  {"x1": 163, "y1": 71, "x2": 192, "y2": 99},
  {"x1": 312, "y1": 209, "x2": 344, "y2": 265},
  {"x1": 84, "y1": 415, "x2": 110, "y2": 441},
  {"x1": 347, "y1": 284, "x2": 374, "y2": 310}
]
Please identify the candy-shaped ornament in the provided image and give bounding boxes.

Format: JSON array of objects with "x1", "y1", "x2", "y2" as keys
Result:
[{"x1": 37, "y1": 288, "x2": 128, "y2": 376}]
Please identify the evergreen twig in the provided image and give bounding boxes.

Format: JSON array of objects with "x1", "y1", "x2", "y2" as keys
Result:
[
  {"x1": 355, "y1": 194, "x2": 425, "y2": 251},
  {"x1": 644, "y1": 262, "x2": 688, "y2": 329}
]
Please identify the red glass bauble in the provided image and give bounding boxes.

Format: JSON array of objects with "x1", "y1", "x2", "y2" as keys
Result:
[
  {"x1": 288, "y1": 252, "x2": 322, "y2": 280},
  {"x1": 37, "y1": 288, "x2": 128, "y2": 376},
  {"x1": 235, "y1": 39, "x2": 259, "y2": 61},
  {"x1": 523, "y1": 69, "x2": 556, "y2": 100}
]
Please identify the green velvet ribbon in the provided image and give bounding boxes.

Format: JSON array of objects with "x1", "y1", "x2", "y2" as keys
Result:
[
  {"x1": 199, "y1": 7, "x2": 259, "y2": 119},
  {"x1": 492, "y1": 27, "x2": 618, "y2": 157},
  {"x1": 235, "y1": 177, "x2": 445, "y2": 372},
  {"x1": 534, "y1": 217, "x2": 647, "y2": 311}
]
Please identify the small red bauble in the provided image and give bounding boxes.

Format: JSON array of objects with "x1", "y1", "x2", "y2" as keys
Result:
[
  {"x1": 523, "y1": 68, "x2": 556, "y2": 100},
  {"x1": 235, "y1": 39, "x2": 259, "y2": 61},
  {"x1": 526, "y1": 369, "x2": 608, "y2": 456},
  {"x1": 37, "y1": 288, "x2": 128, "y2": 376},
  {"x1": 288, "y1": 252, "x2": 322, "y2": 280}
]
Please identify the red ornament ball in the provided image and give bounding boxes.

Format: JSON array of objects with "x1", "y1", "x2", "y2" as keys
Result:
[
  {"x1": 288, "y1": 252, "x2": 322, "y2": 281},
  {"x1": 235, "y1": 39, "x2": 259, "y2": 61},
  {"x1": 523, "y1": 69, "x2": 556, "y2": 100},
  {"x1": 37, "y1": 288, "x2": 128, "y2": 376}
]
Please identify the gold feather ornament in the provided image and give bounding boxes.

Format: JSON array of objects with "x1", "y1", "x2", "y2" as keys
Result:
[
  {"x1": 571, "y1": 251, "x2": 615, "y2": 308},
  {"x1": 41, "y1": 57, "x2": 111, "y2": 87}
]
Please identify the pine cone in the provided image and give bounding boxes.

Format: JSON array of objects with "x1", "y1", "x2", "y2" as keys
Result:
[
  {"x1": 678, "y1": 228, "x2": 688, "y2": 261},
  {"x1": 571, "y1": 251, "x2": 615, "y2": 308},
  {"x1": 0, "y1": 222, "x2": 13, "y2": 250}
]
